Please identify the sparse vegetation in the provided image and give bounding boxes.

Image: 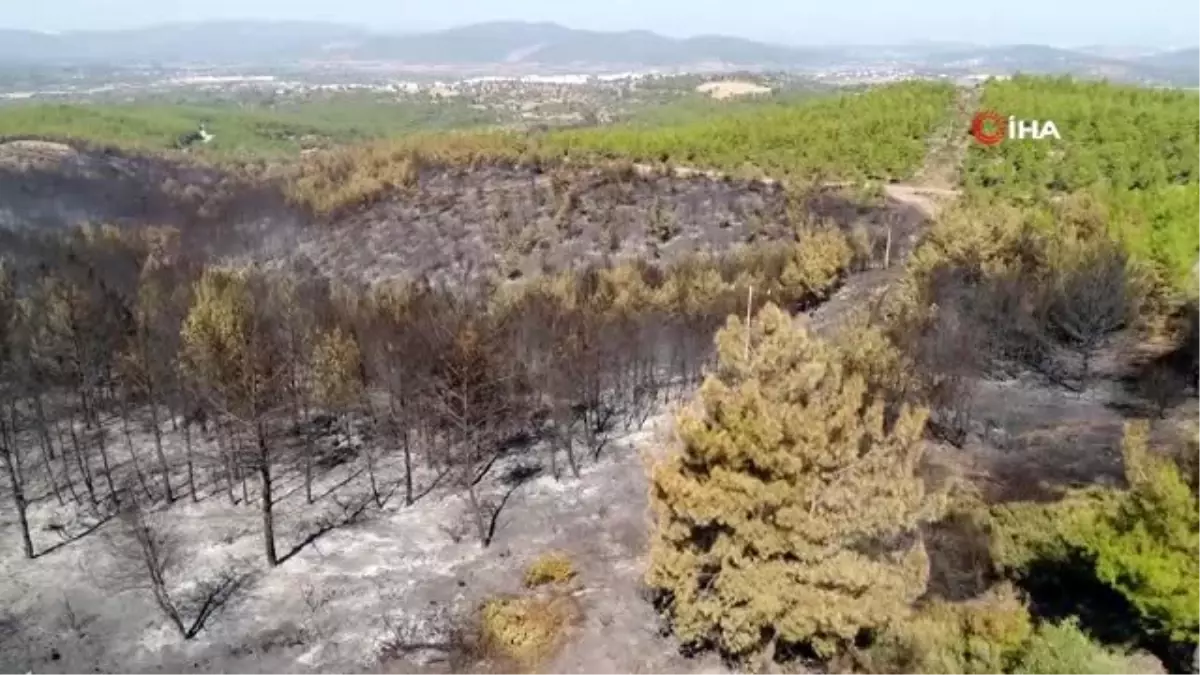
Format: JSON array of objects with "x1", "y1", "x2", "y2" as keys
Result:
[
  {"x1": 480, "y1": 594, "x2": 579, "y2": 670},
  {"x1": 524, "y1": 552, "x2": 577, "y2": 588}
]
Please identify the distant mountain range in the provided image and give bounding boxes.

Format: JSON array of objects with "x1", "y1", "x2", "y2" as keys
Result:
[{"x1": 0, "y1": 20, "x2": 1195, "y2": 85}]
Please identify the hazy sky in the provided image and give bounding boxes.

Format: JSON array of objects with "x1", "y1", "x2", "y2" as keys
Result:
[{"x1": 5, "y1": 0, "x2": 1199, "y2": 47}]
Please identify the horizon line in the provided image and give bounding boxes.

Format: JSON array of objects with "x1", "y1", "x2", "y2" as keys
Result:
[{"x1": 0, "y1": 19, "x2": 1195, "y2": 52}]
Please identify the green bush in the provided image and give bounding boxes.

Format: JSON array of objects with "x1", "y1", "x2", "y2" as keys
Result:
[
  {"x1": 1083, "y1": 421, "x2": 1200, "y2": 644},
  {"x1": 987, "y1": 489, "x2": 1119, "y2": 575},
  {"x1": 861, "y1": 584, "x2": 1033, "y2": 674},
  {"x1": 986, "y1": 421, "x2": 1199, "y2": 657},
  {"x1": 863, "y1": 585, "x2": 1153, "y2": 674},
  {"x1": 1016, "y1": 618, "x2": 1142, "y2": 674},
  {"x1": 646, "y1": 304, "x2": 934, "y2": 661}
]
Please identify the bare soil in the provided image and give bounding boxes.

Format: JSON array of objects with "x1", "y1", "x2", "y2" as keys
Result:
[
  {"x1": 0, "y1": 390, "x2": 723, "y2": 674},
  {"x1": 694, "y1": 81, "x2": 773, "y2": 100}
]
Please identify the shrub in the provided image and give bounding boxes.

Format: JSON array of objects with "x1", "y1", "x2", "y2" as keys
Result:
[
  {"x1": 1082, "y1": 421, "x2": 1200, "y2": 644},
  {"x1": 986, "y1": 422, "x2": 1199, "y2": 664},
  {"x1": 780, "y1": 226, "x2": 852, "y2": 303},
  {"x1": 1046, "y1": 243, "x2": 1137, "y2": 383},
  {"x1": 524, "y1": 552, "x2": 577, "y2": 588},
  {"x1": 861, "y1": 583, "x2": 1034, "y2": 674},
  {"x1": 987, "y1": 490, "x2": 1118, "y2": 576},
  {"x1": 479, "y1": 595, "x2": 578, "y2": 670},
  {"x1": 863, "y1": 586, "x2": 1152, "y2": 675},
  {"x1": 646, "y1": 304, "x2": 935, "y2": 661},
  {"x1": 1015, "y1": 618, "x2": 1143, "y2": 674}
]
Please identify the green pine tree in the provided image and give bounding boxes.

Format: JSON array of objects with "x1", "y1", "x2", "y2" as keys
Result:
[{"x1": 647, "y1": 303, "x2": 934, "y2": 661}]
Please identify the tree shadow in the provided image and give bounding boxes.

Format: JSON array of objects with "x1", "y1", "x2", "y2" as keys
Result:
[
  {"x1": 279, "y1": 493, "x2": 374, "y2": 564},
  {"x1": 272, "y1": 467, "x2": 363, "y2": 507},
  {"x1": 407, "y1": 465, "x2": 453, "y2": 506},
  {"x1": 312, "y1": 468, "x2": 364, "y2": 504},
  {"x1": 34, "y1": 512, "x2": 113, "y2": 559},
  {"x1": 182, "y1": 567, "x2": 255, "y2": 639},
  {"x1": 1014, "y1": 549, "x2": 1193, "y2": 672},
  {"x1": 482, "y1": 463, "x2": 543, "y2": 547},
  {"x1": 1118, "y1": 352, "x2": 1197, "y2": 420}
]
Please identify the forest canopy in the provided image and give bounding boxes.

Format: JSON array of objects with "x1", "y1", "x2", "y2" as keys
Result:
[{"x1": 964, "y1": 76, "x2": 1199, "y2": 292}]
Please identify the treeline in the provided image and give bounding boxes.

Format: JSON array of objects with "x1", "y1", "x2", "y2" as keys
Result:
[
  {"x1": 966, "y1": 76, "x2": 1198, "y2": 196},
  {"x1": 963, "y1": 75, "x2": 1200, "y2": 291},
  {"x1": 0, "y1": 98, "x2": 497, "y2": 159},
  {"x1": 0, "y1": 219, "x2": 853, "y2": 565},
  {"x1": 285, "y1": 81, "x2": 957, "y2": 216},
  {"x1": 545, "y1": 81, "x2": 955, "y2": 182}
]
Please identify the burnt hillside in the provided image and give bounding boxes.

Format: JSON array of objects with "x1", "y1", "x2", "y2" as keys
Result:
[{"x1": 0, "y1": 140, "x2": 923, "y2": 286}]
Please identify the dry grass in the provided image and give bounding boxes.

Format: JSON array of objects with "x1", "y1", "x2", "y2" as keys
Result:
[
  {"x1": 479, "y1": 593, "x2": 581, "y2": 672},
  {"x1": 524, "y1": 552, "x2": 577, "y2": 588}
]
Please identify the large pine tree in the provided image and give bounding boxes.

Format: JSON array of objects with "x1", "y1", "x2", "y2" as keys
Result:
[{"x1": 647, "y1": 303, "x2": 934, "y2": 661}]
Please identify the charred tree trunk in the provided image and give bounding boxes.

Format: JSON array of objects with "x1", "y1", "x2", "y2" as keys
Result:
[
  {"x1": 364, "y1": 442, "x2": 382, "y2": 509},
  {"x1": 256, "y1": 424, "x2": 278, "y2": 567},
  {"x1": 32, "y1": 395, "x2": 71, "y2": 504},
  {"x1": 388, "y1": 397, "x2": 414, "y2": 506},
  {"x1": 214, "y1": 417, "x2": 236, "y2": 505},
  {"x1": 48, "y1": 411, "x2": 81, "y2": 503},
  {"x1": 93, "y1": 414, "x2": 120, "y2": 506},
  {"x1": 119, "y1": 389, "x2": 153, "y2": 502},
  {"x1": 145, "y1": 378, "x2": 173, "y2": 502},
  {"x1": 401, "y1": 427, "x2": 414, "y2": 506},
  {"x1": 2, "y1": 404, "x2": 34, "y2": 558},
  {"x1": 238, "y1": 435, "x2": 249, "y2": 506},
  {"x1": 464, "y1": 476, "x2": 490, "y2": 548},
  {"x1": 27, "y1": 400, "x2": 64, "y2": 506},
  {"x1": 182, "y1": 418, "x2": 198, "y2": 502},
  {"x1": 553, "y1": 410, "x2": 581, "y2": 479},
  {"x1": 176, "y1": 381, "x2": 199, "y2": 501},
  {"x1": 300, "y1": 403, "x2": 314, "y2": 505},
  {"x1": 68, "y1": 415, "x2": 97, "y2": 506}
]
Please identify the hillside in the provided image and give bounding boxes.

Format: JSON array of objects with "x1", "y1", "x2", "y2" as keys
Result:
[
  {"x1": 1138, "y1": 47, "x2": 1200, "y2": 70},
  {"x1": 0, "y1": 76, "x2": 1195, "y2": 675},
  {"x1": 0, "y1": 100, "x2": 498, "y2": 157},
  {"x1": 353, "y1": 22, "x2": 826, "y2": 67},
  {"x1": 964, "y1": 76, "x2": 1199, "y2": 289},
  {"x1": 0, "y1": 21, "x2": 1195, "y2": 84},
  {"x1": 274, "y1": 81, "x2": 955, "y2": 219},
  {"x1": 0, "y1": 21, "x2": 828, "y2": 68},
  {"x1": 0, "y1": 21, "x2": 367, "y2": 65}
]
